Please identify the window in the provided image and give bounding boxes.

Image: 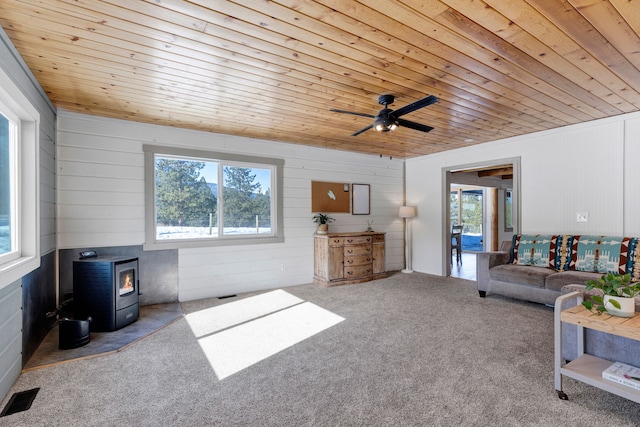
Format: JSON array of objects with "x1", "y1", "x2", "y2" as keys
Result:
[
  {"x1": 504, "y1": 189, "x2": 513, "y2": 232},
  {"x1": 0, "y1": 66, "x2": 40, "y2": 289},
  {"x1": 0, "y1": 111, "x2": 17, "y2": 263},
  {"x1": 450, "y1": 188, "x2": 483, "y2": 233},
  {"x1": 144, "y1": 145, "x2": 284, "y2": 249}
]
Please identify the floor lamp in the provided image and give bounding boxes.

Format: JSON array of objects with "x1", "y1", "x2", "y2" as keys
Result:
[{"x1": 399, "y1": 206, "x2": 416, "y2": 273}]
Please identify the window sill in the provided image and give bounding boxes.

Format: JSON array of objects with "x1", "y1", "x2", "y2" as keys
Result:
[
  {"x1": 0, "y1": 255, "x2": 40, "y2": 290},
  {"x1": 144, "y1": 234, "x2": 285, "y2": 251}
]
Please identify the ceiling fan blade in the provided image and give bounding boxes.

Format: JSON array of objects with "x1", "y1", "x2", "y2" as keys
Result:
[
  {"x1": 329, "y1": 109, "x2": 376, "y2": 119},
  {"x1": 392, "y1": 95, "x2": 438, "y2": 118},
  {"x1": 398, "y1": 119, "x2": 434, "y2": 133},
  {"x1": 351, "y1": 124, "x2": 373, "y2": 136}
]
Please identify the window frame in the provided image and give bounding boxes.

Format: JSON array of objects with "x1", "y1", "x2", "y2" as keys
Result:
[
  {"x1": 0, "y1": 66, "x2": 40, "y2": 290},
  {"x1": 143, "y1": 145, "x2": 284, "y2": 250}
]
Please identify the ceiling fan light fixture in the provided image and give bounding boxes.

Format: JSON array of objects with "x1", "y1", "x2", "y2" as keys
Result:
[
  {"x1": 331, "y1": 94, "x2": 438, "y2": 136},
  {"x1": 373, "y1": 116, "x2": 399, "y2": 132}
]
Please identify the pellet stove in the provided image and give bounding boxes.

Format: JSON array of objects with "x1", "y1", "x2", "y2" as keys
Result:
[{"x1": 73, "y1": 256, "x2": 139, "y2": 332}]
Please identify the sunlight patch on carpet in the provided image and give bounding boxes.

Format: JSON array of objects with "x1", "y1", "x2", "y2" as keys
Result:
[
  {"x1": 186, "y1": 291, "x2": 344, "y2": 380},
  {"x1": 186, "y1": 289, "x2": 303, "y2": 337}
]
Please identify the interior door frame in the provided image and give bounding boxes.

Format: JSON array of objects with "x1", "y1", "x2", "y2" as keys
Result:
[{"x1": 442, "y1": 157, "x2": 521, "y2": 276}]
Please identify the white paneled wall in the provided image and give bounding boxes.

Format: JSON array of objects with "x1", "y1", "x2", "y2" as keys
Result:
[
  {"x1": 0, "y1": 281, "x2": 21, "y2": 402},
  {"x1": 57, "y1": 111, "x2": 405, "y2": 300},
  {"x1": 517, "y1": 121, "x2": 623, "y2": 234},
  {"x1": 407, "y1": 111, "x2": 640, "y2": 276},
  {"x1": 624, "y1": 117, "x2": 640, "y2": 234},
  {"x1": 40, "y1": 131, "x2": 57, "y2": 254},
  {"x1": 56, "y1": 129, "x2": 146, "y2": 247}
]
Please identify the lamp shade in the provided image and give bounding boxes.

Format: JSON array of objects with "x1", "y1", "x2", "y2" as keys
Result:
[{"x1": 399, "y1": 206, "x2": 416, "y2": 218}]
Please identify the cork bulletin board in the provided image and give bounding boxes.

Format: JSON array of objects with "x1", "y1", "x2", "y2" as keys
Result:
[{"x1": 311, "y1": 181, "x2": 351, "y2": 213}]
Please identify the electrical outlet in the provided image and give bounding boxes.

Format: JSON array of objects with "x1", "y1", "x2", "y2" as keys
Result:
[
  {"x1": 576, "y1": 212, "x2": 589, "y2": 222},
  {"x1": 281, "y1": 264, "x2": 286, "y2": 271}
]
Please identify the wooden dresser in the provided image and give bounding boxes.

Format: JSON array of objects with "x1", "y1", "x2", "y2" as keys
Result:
[{"x1": 313, "y1": 232, "x2": 386, "y2": 286}]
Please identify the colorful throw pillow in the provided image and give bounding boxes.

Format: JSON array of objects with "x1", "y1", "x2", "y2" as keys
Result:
[
  {"x1": 626, "y1": 238, "x2": 640, "y2": 281},
  {"x1": 569, "y1": 235, "x2": 632, "y2": 274},
  {"x1": 508, "y1": 234, "x2": 519, "y2": 264},
  {"x1": 552, "y1": 234, "x2": 574, "y2": 271},
  {"x1": 512, "y1": 234, "x2": 555, "y2": 268}
]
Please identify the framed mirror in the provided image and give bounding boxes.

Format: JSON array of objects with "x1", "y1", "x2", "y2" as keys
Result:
[{"x1": 352, "y1": 184, "x2": 370, "y2": 215}]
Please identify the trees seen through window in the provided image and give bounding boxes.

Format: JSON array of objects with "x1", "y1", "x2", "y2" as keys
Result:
[{"x1": 154, "y1": 156, "x2": 274, "y2": 241}]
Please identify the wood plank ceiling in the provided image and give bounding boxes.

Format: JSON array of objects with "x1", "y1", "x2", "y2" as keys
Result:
[{"x1": 1, "y1": 0, "x2": 640, "y2": 159}]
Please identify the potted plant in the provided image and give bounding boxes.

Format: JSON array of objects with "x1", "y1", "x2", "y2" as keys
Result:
[
  {"x1": 312, "y1": 213, "x2": 334, "y2": 234},
  {"x1": 582, "y1": 272, "x2": 640, "y2": 317}
]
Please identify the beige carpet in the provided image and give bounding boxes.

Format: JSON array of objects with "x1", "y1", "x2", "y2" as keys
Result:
[{"x1": 3, "y1": 273, "x2": 640, "y2": 426}]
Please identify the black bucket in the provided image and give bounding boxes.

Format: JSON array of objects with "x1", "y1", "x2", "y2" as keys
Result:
[{"x1": 58, "y1": 317, "x2": 91, "y2": 350}]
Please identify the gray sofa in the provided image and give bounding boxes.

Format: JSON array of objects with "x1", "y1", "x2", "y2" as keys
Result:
[
  {"x1": 476, "y1": 248, "x2": 601, "y2": 306},
  {"x1": 476, "y1": 234, "x2": 640, "y2": 364},
  {"x1": 475, "y1": 234, "x2": 640, "y2": 305}
]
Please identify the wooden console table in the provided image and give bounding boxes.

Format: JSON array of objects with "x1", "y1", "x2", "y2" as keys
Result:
[
  {"x1": 313, "y1": 232, "x2": 385, "y2": 286},
  {"x1": 554, "y1": 291, "x2": 640, "y2": 403}
]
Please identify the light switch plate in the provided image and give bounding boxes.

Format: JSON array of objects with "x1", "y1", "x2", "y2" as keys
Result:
[{"x1": 576, "y1": 212, "x2": 589, "y2": 222}]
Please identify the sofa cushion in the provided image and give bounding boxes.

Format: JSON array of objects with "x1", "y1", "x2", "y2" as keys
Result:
[
  {"x1": 569, "y1": 235, "x2": 632, "y2": 274},
  {"x1": 545, "y1": 271, "x2": 602, "y2": 292},
  {"x1": 490, "y1": 264, "x2": 555, "y2": 288},
  {"x1": 512, "y1": 234, "x2": 556, "y2": 268}
]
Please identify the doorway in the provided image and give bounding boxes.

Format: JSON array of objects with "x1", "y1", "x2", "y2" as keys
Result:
[
  {"x1": 449, "y1": 186, "x2": 484, "y2": 280},
  {"x1": 444, "y1": 158, "x2": 520, "y2": 278}
]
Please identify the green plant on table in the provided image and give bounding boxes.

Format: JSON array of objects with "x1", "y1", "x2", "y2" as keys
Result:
[
  {"x1": 312, "y1": 213, "x2": 335, "y2": 224},
  {"x1": 581, "y1": 272, "x2": 640, "y2": 314}
]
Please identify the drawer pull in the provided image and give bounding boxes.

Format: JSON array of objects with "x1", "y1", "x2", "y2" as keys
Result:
[
  {"x1": 347, "y1": 249, "x2": 353, "y2": 254},
  {"x1": 347, "y1": 239, "x2": 353, "y2": 243},
  {"x1": 347, "y1": 271, "x2": 353, "y2": 275},
  {"x1": 333, "y1": 239, "x2": 340, "y2": 243},
  {"x1": 347, "y1": 259, "x2": 353, "y2": 264}
]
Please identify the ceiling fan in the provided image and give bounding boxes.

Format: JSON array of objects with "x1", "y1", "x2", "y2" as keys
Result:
[{"x1": 330, "y1": 94, "x2": 438, "y2": 136}]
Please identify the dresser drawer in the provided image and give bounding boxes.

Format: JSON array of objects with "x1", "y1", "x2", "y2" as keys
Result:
[
  {"x1": 344, "y1": 245, "x2": 372, "y2": 256},
  {"x1": 328, "y1": 237, "x2": 344, "y2": 246},
  {"x1": 344, "y1": 265, "x2": 372, "y2": 278},
  {"x1": 372, "y1": 234, "x2": 385, "y2": 243},
  {"x1": 344, "y1": 254, "x2": 372, "y2": 267},
  {"x1": 344, "y1": 236, "x2": 373, "y2": 245}
]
